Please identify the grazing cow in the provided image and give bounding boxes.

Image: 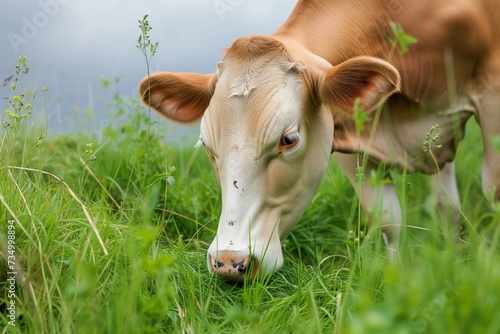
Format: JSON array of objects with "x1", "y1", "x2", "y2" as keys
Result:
[{"x1": 140, "y1": 0, "x2": 500, "y2": 281}]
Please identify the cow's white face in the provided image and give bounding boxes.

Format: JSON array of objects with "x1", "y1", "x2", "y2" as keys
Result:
[
  {"x1": 200, "y1": 55, "x2": 334, "y2": 280},
  {"x1": 139, "y1": 35, "x2": 400, "y2": 281}
]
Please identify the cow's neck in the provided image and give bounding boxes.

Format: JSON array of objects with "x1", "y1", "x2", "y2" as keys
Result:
[{"x1": 274, "y1": 0, "x2": 392, "y2": 65}]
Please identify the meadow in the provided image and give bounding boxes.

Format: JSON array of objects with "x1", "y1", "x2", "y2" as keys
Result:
[{"x1": 2, "y1": 33, "x2": 500, "y2": 334}]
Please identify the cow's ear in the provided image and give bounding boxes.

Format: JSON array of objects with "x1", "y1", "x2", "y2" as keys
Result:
[
  {"x1": 139, "y1": 72, "x2": 217, "y2": 123},
  {"x1": 320, "y1": 56, "x2": 400, "y2": 115}
]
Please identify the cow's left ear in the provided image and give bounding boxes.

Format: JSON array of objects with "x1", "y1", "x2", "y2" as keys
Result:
[{"x1": 320, "y1": 56, "x2": 401, "y2": 115}]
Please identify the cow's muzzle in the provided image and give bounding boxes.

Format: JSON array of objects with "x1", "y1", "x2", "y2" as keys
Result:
[{"x1": 209, "y1": 251, "x2": 259, "y2": 282}]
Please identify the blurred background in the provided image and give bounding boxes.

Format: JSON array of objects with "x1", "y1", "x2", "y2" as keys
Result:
[{"x1": 0, "y1": 0, "x2": 296, "y2": 138}]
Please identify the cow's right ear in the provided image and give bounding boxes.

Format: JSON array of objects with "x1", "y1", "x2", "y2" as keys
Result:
[{"x1": 139, "y1": 72, "x2": 217, "y2": 123}]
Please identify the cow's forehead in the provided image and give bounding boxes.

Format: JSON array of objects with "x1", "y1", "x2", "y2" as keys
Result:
[
  {"x1": 201, "y1": 62, "x2": 305, "y2": 155},
  {"x1": 199, "y1": 35, "x2": 308, "y2": 154}
]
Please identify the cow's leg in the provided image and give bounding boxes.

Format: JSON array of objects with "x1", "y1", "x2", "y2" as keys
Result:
[
  {"x1": 429, "y1": 161, "x2": 461, "y2": 223},
  {"x1": 476, "y1": 55, "x2": 500, "y2": 203},
  {"x1": 478, "y1": 114, "x2": 500, "y2": 203},
  {"x1": 333, "y1": 152, "x2": 401, "y2": 259}
]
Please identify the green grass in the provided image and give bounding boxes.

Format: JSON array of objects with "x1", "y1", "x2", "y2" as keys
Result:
[{"x1": 1, "y1": 61, "x2": 500, "y2": 334}]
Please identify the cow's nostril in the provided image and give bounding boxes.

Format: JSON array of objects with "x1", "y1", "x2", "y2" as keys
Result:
[
  {"x1": 232, "y1": 259, "x2": 246, "y2": 273},
  {"x1": 209, "y1": 251, "x2": 258, "y2": 282}
]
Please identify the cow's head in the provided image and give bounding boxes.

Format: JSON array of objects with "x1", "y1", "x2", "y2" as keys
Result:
[{"x1": 139, "y1": 35, "x2": 400, "y2": 281}]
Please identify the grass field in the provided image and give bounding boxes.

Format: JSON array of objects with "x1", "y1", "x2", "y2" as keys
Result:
[{"x1": 1, "y1": 54, "x2": 500, "y2": 334}]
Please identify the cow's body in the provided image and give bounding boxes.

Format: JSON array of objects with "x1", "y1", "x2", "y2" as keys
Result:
[
  {"x1": 140, "y1": 0, "x2": 500, "y2": 281},
  {"x1": 276, "y1": 0, "x2": 497, "y2": 172}
]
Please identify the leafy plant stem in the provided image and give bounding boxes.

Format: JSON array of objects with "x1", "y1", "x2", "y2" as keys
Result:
[
  {"x1": 136, "y1": 15, "x2": 159, "y2": 189},
  {"x1": 424, "y1": 130, "x2": 479, "y2": 237}
]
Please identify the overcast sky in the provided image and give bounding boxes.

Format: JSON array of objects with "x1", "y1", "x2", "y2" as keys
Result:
[{"x1": 0, "y1": 0, "x2": 297, "y2": 137}]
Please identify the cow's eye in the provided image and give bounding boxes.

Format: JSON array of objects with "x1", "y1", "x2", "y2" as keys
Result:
[{"x1": 279, "y1": 131, "x2": 300, "y2": 151}]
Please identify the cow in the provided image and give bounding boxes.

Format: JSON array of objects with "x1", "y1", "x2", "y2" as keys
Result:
[{"x1": 139, "y1": 0, "x2": 500, "y2": 282}]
